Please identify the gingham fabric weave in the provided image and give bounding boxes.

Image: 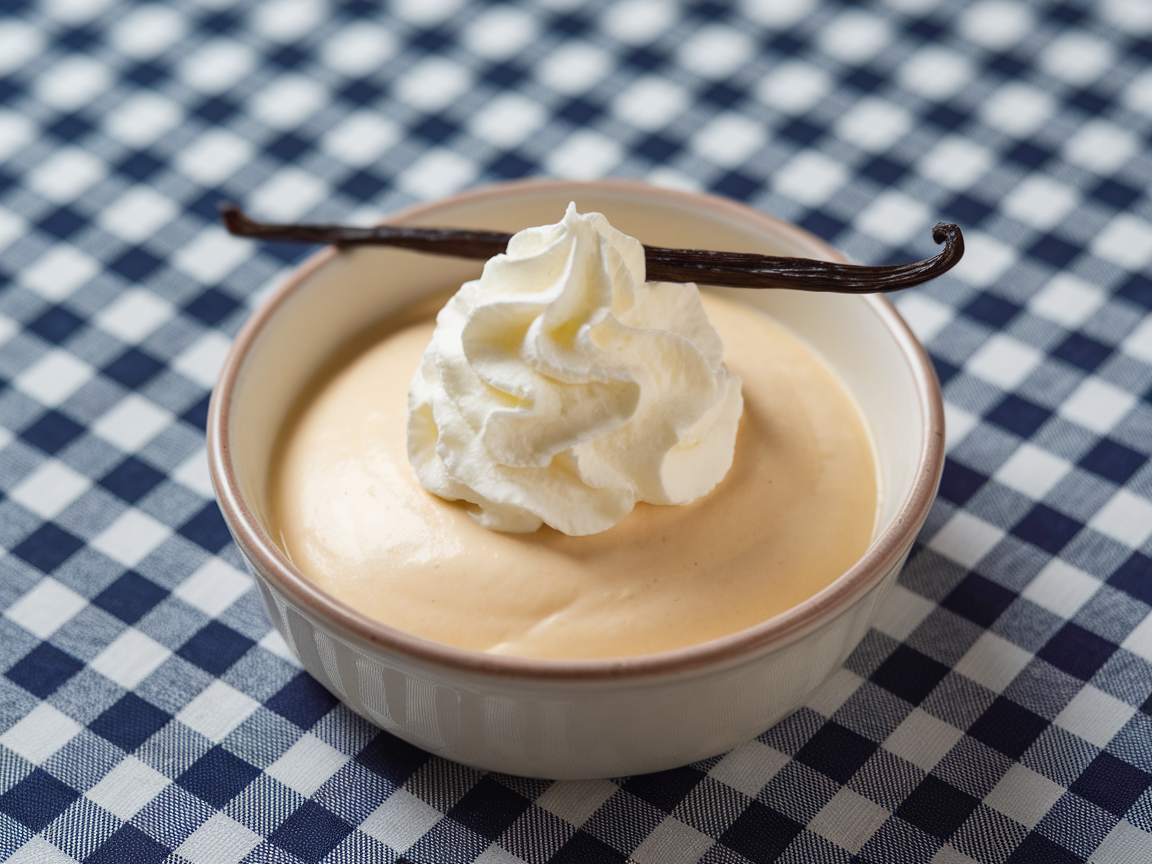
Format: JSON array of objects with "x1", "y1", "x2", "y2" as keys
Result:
[{"x1": 1, "y1": 0, "x2": 1151, "y2": 862}]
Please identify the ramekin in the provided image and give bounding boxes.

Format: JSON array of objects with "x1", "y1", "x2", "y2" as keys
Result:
[{"x1": 207, "y1": 179, "x2": 944, "y2": 779}]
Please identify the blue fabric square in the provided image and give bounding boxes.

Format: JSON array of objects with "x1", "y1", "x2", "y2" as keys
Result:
[
  {"x1": 1080, "y1": 440, "x2": 1147, "y2": 485},
  {"x1": 413, "y1": 116, "x2": 458, "y2": 145},
  {"x1": 927, "y1": 104, "x2": 969, "y2": 129},
  {"x1": 19, "y1": 410, "x2": 85, "y2": 454},
  {"x1": 193, "y1": 95, "x2": 237, "y2": 123},
  {"x1": 110, "y1": 248, "x2": 162, "y2": 282},
  {"x1": 941, "y1": 573, "x2": 1016, "y2": 628},
  {"x1": 267, "y1": 132, "x2": 310, "y2": 162},
  {"x1": 1053, "y1": 333, "x2": 1112, "y2": 372},
  {"x1": 265, "y1": 671, "x2": 339, "y2": 729},
  {"x1": 176, "y1": 746, "x2": 260, "y2": 808},
  {"x1": 5, "y1": 641, "x2": 84, "y2": 698},
  {"x1": 12, "y1": 523, "x2": 84, "y2": 574},
  {"x1": 798, "y1": 211, "x2": 847, "y2": 242},
  {"x1": 1007, "y1": 141, "x2": 1053, "y2": 169},
  {"x1": 712, "y1": 170, "x2": 762, "y2": 202},
  {"x1": 1005, "y1": 831, "x2": 1081, "y2": 864},
  {"x1": 987, "y1": 395, "x2": 1051, "y2": 438},
  {"x1": 85, "y1": 823, "x2": 168, "y2": 864},
  {"x1": 176, "y1": 621, "x2": 255, "y2": 676},
  {"x1": 268, "y1": 800, "x2": 354, "y2": 863},
  {"x1": 896, "y1": 775, "x2": 980, "y2": 839},
  {"x1": 552, "y1": 830, "x2": 627, "y2": 864},
  {"x1": 339, "y1": 169, "x2": 389, "y2": 201},
  {"x1": 91, "y1": 571, "x2": 168, "y2": 625},
  {"x1": 1109, "y1": 553, "x2": 1152, "y2": 605},
  {"x1": 1119, "y1": 273, "x2": 1152, "y2": 311},
  {"x1": 1069, "y1": 752, "x2": 1152, "y2": 817},
  {"x1": 355, "y1": 731, "x2": 430, "y2": 786},
  {"x1": 447, "y1": 777, "x2": 532, "y2": 840},
  {"x1": 620, "y1": 766, "x2": 705, "y2": 814},
  {"x1": 795, "y1": 721, "x2": 878, "y2": 784},
  {"x1": 968, "y1": 697, "x2": 1049, "y2": 759},
  {"x1": 0, "y1": 768, "x2": 79, "y2": 832},
  {"x1": 99, "y1": 457, "x2": 166, "y2": 504},
  {"x1": 779, "y1": 118, "x2": 823, "y2": 146},
  {"x1": 871, "y1": 645, "x2": 950, "y2": 705},
  {"x1": 861, "y1": 156, "x2": 907, "y2": 185},
  {"x1": 635, "y1": 133, "x2": 681, "y2": 163},
  {"x1": 1037, "y1": 622, "x2": 1117, "y2": 681},
  {"x1": 719, "y1": 800, "x2": 804, "y2": 864},
  {"x1": 102, "y1": 348, "x2": 164, "y2": 389},
  {"x1": 117, "y1": 151, "x2": 163, "y2": 182},
  {"x1": 558, "y1": 97, "x2": 600, "y2": 124},
  {"x1": 945, "y1": 193, "x2": 995, "y2": 227},
  {"x1": 1012, "y1": 504, "x2": 1082, "y2": 555},
  {"x1": 1028, "y1": 235, "x2": 1080, "y2": 268},
  {"x1": 183, "y1": 288, "x2": 240, "y2": 327},
  {"x1": 963, "y1": 294, "x2": 1020, "y2": 329},
  {"x1": 178, "y1": 503, "x2": 232, "y2": 553},
  {"x1": 939, "y1": 459, "x2": 987, "y2": 506},
  {"x1": 180, "y1": 395, "x2": 211, "y2": 432},
  {"x1": 38, "y1": 206, "x2": 85, "y2": 240},
  {"x1": 28, "y1": 306, "x2": 84, "y2": 344},
  {"x1": 90, "y1": 692, "x2": 171, "y2": 752}
]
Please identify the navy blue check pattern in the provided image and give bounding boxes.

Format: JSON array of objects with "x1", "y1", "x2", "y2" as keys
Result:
[{"x1": 1, "y1": 0, "x2": 1150, "y2": 861}]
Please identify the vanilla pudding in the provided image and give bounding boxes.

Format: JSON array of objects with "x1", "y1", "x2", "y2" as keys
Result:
[{"x1": 268, "y1": 290, "x2": 877, "y2": 659}]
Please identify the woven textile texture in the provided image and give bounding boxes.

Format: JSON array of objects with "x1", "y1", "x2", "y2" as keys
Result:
[{"x1": 1, "y1": 0, "x2": 1151, "y2": 862}]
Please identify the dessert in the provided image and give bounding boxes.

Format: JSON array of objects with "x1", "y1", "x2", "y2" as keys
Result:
[{"x1": 267, "y1": 207, "x2": 878, "y2": 659}]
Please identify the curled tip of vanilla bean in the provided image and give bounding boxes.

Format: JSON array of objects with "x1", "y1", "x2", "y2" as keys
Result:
[{"x1": 220, "y1": 203, "x2": 963, "y2": 295}]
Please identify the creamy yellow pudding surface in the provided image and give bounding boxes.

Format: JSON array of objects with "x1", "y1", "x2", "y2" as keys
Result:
[{"x1": 269, "y1": 293, "x2": 877, "y2": 659}]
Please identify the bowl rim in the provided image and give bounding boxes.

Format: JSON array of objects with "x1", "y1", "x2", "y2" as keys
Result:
[{"x1": 207, "y1": 177, "x2": 944, "y2": 682}]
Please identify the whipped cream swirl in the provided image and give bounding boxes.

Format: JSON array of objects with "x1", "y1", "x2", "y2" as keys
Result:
[{"x1": 407, "y1": 203, "x2": 743, "y2": 536}]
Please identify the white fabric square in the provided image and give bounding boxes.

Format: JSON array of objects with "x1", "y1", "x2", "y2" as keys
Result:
[
  {"x1": 179, "y1": 39, "x2": 256, "y2": 93},
  {"x1": 984, "y1": 763, "x2": 1065, "y2": 828},
  {"x1": 954, "y1": 630, "x2": 1032, "y2": 693},
  {"x1": 808, "y1": 787, "x2": 890, "y2": 854},
  {"x1": 265, "y1": 733, "x2": 350, "y2": 797},
  {"x1": 178, "y1": 812, "x2": 262, "y2": 864},
  {"x1": 1002, "y1": 176, "x2": 1079, "y2": 231},
  {"x1": 631, "y1": 817, "x2": 712, "y2": 864},
  {"x1": 5, "y1": 577, "x2": 87, "y2": 640},
  {"x1": 944, "y1": 402, "x2": 979, "y2": 451},
  {"x1": 251, "y1": 0, "x2": 324, "y2": 42},
  {"x1": 177, "y1": 681, "x2": 261, "y2": 742},
  {"x1": 361, "y1": 788, "x2": 444, "y2": 852},
  {"x1": 884, "y1": 709, "x2": 965, "y2": 772},
  {"x1": 258, "y1": 629, "x2": 300, "y2": 665},
  {"x1": 1089, "y1": 489, "x2": 1152, "y2": 548},
  {"x1": 855, "y1": 191, "x2": 930, "y2": 245},
  {"x1": 467, "y1": 94, "x2": 546, "y2": 149},
  {"x1": 897, "y1": 47, "x2": 972, "y2": 99},
  {"x1": 740, "y1": 0, "x2": 817, "y2": 26},
  {"x1": 952, "y1": 231, "x2": 1016, "y2": 287},
  {"x1": 110, "y1": 5, "x2": 185, "y2": 59},
  {"x1": 871, "y1": 583, "x2": 936, "y2": 642},
  {"x1": 103, "y1": 92, "x2": 183, "y2": 148},
  {"x1": 611, "y1": 76, "x2": 688, "y2": 131},
  {"x1": 173, "y1": 229, "x2": 252, "y2": 284},
  {"x1": 34, "y1": 55, "x2": 112, "y2": 111},
  {"x1": 1092, "y1": 819, "x2": 1152, "y2": 864},
  {"x1": 1121, "y1": 317, "x2": 1152, "y2": 364},
  {"x1": 708, "y1": 740, "x2": 789, "y2": 798},
  {"x1": 391, "y1": 0, "x2": 465, "y2": 25},
  {"x1": 249, "y1": 168, "x2": 328, "y2": 221},
  {"x1": 1027, "y1": 274, "x2": 1105, "y2": 329},
  {"x1": 250, "y1": 75, "x2": 327, "y2": 130},
  {"x1": 42, "y1": 0, "x2": 115, "y2": 25},
  {"x1": 0, "y1": 208, "x2": 21, "y2": 258},
  {"x1": 979, "y1": 82, "x2": 1054, "y2": 137},
  {"x1": 1059, "y1": 379, "x2": 1136, "y2": 435},
  {"x1": 677, "y1": 25, "x2": 755, "y2": 78},
  {"x1": 29, "y1": 147, "x2": 106, "y2": 204},
  {"x1": 0, "y1": 312, "x2": 18, "y2": 347},
  {"x1": 320, "y1": 25, "x2": 396, "y2": 77},
  {"x1": 10, "y1": 461, "x2": 91, "y2": 520},
  {"x1": 1123, "y1": 68, "x2": 1152, "y2": 118},
  {"x1": 755, "y1": 60, "x2": 830, "y2": 114},
  {"x1": 1039, "y1": 32, "x2": 1112, "y2": 86},
  {"x1": 94, "y1": 288, "x2": 174, "y2": 343},
  {"x1": 1054, "y1": 684, "x2": 1137, "y2": 749},
  {"x1": 0, "y1": 21, "x2": 44, "y2": 77},
  {"x1": 175, "y1": 129, "x2": 253, "y2": 186},
  {"x1": 98, "y1": 187, "x2": 179, "y2": 244},
  {"x1": 173, "y1": 330, "x2": 233, "y2": 389},
  {"x1": 15, "y1": 350, "x2": 94, "y2": 407},
  {"x1": 91, "y1": 629, "x2": 171, "y2": 688},
  {"x1": 994, "y1": 443, "x2": 1072, "y2": 499},
  {"x1": 1064, "y1": 120, "x2": 1138, "y2": 175},
  {"x1": 967, "y1": 334, "x2": 1044, "y2": 390},
  {"x1": 395, "y1": 57, "x2": 471, "y2": 112},
  {"x1": 322, "y1": 111, "x2": 400, "y2": 167},
  {"x1": 86, "y1": 756, "x2": 170, "y2": 819},
  {"x1": 771, "y1": 151, "x2": 848, "y2": 206},
  {"x1": 537, "y1": 41, "x2": 611, "y2": 94},
  {"x1": 91, "y1": 509, "x2": 172, "y2": 568},
  {"x1": 806, "y1": 668, "x2": 864, "y2": 717},
  {"x1": 1122, "y1": 612, "x2": 1152, "y2": 663},
  {"x1": 602, "y1": 0, "x2": 675, "y2": 44},
  {"x1": 1022, "y1": 559, "x2": 1099, "y2": 618},
  {"x1": 93, "y1": 394, "x2": 172, "y2": 452},
  {"x1": 462, "y1": 6, "x2": 536, "y2": 60},
  {"x1": 1091, "y1": 214, "x2": 1152, "y2": 270},
  {"x1": 817, "y1": 11, "x2": 891, "y2": 64},
  {"x1": 895, "y1": 293, "x2": 954, "y2": 343},
  {"x1": 929, "y1": 512, "x2": 1005, "y2": 569},
  {"x1": 918, "y1": 136, "x2": 993, "y2": 191},
  {"x1": 0, "y1": 703, "x2": 82, "y2": 765},
  {"x1": 8, "y1": 836, "x2": 76, "y2": 864},
  {"x1": 0, "y1": 110, "x2": 36, "y2": 162},
  {"x1": 1103, "y1": 0, "x2": 1152, "y2": 32},
  {"x1": 20, "y1": 245, "x2": 99, "y2": 301},
  {"x1": 689, "y1": 113, "x2": 764, "y2": 168},
  {"x1": 545, "y1": 131, "x2": 621, "y2": 181},
  {"x1": 834, "y1": 97, "x2": 911, "y2": 152},
  {"x1": 535, "y1": 779, "x2": 619, "y2": 827},
  {"x1": 175, "y1": 559, "x2": 252, "y2": 617},
  {"x1": 959, "y1": 1, "x2": 1032, "y2": 50},
  {"x1": 397, "y1": 149, "x2": 477, "y2": 201},
  {"x1": 173, "y1": 448, "x2": 214, "y2": 499}
]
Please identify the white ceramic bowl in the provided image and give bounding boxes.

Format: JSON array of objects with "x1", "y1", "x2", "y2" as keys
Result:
[{"x1": 208, "y1": 179, "x2": 944, "y2": 779}]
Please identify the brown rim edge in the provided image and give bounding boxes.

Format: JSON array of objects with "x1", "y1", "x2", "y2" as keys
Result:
[{"x1": 207, "y1": 177, "x2": 946, "y2": 682}]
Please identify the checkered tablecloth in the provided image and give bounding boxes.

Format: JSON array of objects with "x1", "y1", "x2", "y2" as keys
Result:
[{"x1": 1, "y1": 0, "x2": 1151, "y2": 861}]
